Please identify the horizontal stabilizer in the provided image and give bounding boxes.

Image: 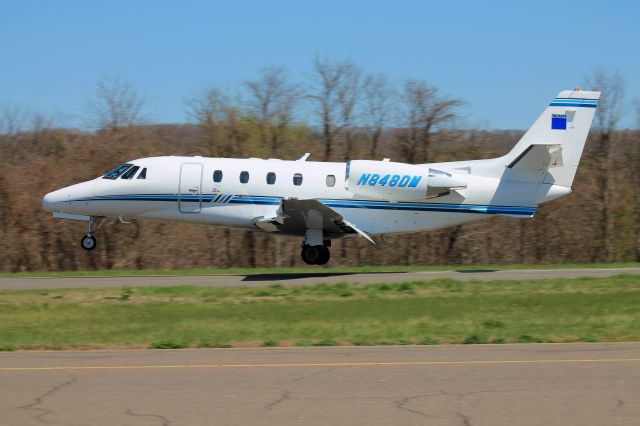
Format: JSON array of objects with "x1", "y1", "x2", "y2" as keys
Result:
[{"x1": 507, "y1": 144, "x2": 563, "y2": 172}]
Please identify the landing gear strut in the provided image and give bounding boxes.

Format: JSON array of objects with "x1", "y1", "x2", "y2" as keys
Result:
[
  {"x1": 301, "y1": 244, "x2": 330, "y2": 265},
  {"x1": 80, "y1": 217, "x2": 101, "y2": 251}
]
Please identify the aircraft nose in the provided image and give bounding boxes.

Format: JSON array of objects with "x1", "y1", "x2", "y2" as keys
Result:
[{"x1": 42, "y1": 189, "x2": 66, "y2": 211}]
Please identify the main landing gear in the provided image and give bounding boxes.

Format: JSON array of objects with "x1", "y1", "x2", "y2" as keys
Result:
[
  {"x1": 80, "y1": 216, "x2": 103, "y2": 251},
  {"x1": 301, "y1": 227, "x2": 330, "y2": 265},
  {"x1": 301, "y1": 244, "x2": 330, "y2": 265}
]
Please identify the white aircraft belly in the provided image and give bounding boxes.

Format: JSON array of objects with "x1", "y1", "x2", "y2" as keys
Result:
[{"x1": 335, "y1": 207, "x2": 483, "y2": 235}]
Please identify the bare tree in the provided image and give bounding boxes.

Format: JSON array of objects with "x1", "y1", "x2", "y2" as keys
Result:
[
  {"x1": 245, "y1": 66, "x2": 299, "y2": 156},
  {"x1": 398, "y1": 79, "x2": 463, "y2": 163},
  {"x1": 0, "y1": 104, "x2": 30, "y2": 136},
  {"x1": 308, "y1": 56, "x2": 359, "y2": 160},
  {"x1": 244, "y1": 67, "x2": 299, "y2": 266},
  {"x1": 185, "y1": 86, "x2": 247, "y2": 157},
  {"x1": 635, "y1": 99, "x2": 640, "y2": 261},
  {"x1": 85, "y1": 76, "x2": 150, "y2": 132},
  {"x1": 362, "y1": 73, "x2": 394, "y2": 157},
  {"x1": 583, "y1": 69, "x2": 625, "y2": 262},
  {"x1": 335, "y1": 62, "x2": 361, "y2": 160}
]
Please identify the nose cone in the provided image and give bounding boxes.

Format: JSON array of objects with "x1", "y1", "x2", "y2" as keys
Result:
[
  {"x1": 42, "y1": 189, "x2": 67, "y2": 211},
  {"x1": 42, "y1": 181, "x2": 95, "y2": 213}
]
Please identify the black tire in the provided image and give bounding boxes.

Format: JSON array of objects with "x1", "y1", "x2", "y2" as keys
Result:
[
  {"x1": 81, "y1": 234, "x2": 97, "y2": 251},
  {"x1": 316, "y1": 247, "x2": 330, "y2": 265},
  {"x1": 301, "y1": 245, "x2": 322, "y2": 265}
]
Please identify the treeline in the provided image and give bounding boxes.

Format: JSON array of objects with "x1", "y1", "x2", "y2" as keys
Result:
[{"x1": 0, "y1": 62, "x2": 638, "y2": 271}]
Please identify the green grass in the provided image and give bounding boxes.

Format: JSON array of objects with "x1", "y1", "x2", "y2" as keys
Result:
[
  {"x1": 1, "y1": 262, "x2": 639, "y2": 278},
  {"x1": 1, "y1": 275, "x2": 640, "y2": 350}
]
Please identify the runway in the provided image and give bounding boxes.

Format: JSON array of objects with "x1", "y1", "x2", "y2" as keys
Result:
[
  {"x1": 1, "y1": 343, "x2": 639, "y2": 425},
  {"x1": 1, "y1": 267, "x2": 639, "y2": 290}
]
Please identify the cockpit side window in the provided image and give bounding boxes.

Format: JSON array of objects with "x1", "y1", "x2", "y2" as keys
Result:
[
  {"x1": 121, "y1": 166, "x2": 140, "y2": 179},
  {"x1": 102, "y1": 163, "x2": 133, "y2": 180},
  {"x1": 137, "y1": 168, "x2": 147, "y2": 179}
]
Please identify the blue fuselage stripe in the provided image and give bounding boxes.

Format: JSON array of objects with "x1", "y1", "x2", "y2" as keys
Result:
[{"x1": 75, "y1": 194, "x2": 536, "y2": 216}]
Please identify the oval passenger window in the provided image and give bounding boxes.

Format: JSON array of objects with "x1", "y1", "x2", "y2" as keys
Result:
[
  {"x1": 293, "y1": 173, "x2": 303, "y2": 186},
  {"x1": 240, "y1": 171, "x2": 249, "y2": 184},
  {"x1": 326, "y1": 175, "x2": 336, "y2": 187},
  {"x1": 266, "y1": 172, "x2": 276, "y2": 185}
]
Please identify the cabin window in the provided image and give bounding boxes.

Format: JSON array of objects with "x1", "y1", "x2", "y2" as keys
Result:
[
  {"x1": 120, "y1": 165, "x2": 140, "y2": 179},
  {"x1": 137, "y1": 168, "x2": 147, "y2": 179},
  {"x1": 266, "y1": 172, "x2": 276, "y2": 185},
  {"x1": 326, "y1": 175, "x2": 336, "y2": 187},
  {"x1": 102, "y1": 163, "x2": 132, "y2": 180},
  {"x1": 293, "y1": 173, "x2": 303, "y2": 186},
  {"x1": 213, "y1": 170, "x2": 223, "y2": 182},
  {"x1": 240, "y1": 171, "x2": 249, "y2": 184}
]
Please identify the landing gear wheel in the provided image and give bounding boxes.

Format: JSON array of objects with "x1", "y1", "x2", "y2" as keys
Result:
[
  {"x1": 301, "y1": 245, "x2": 330, "y2": 265},
  {"x1": 81, "y1": 234, "x2": 97, "y2": 251},
  {"x1": 301, "y1": 245, "x2": 322, "y2": 265},
  {"x1": 316, "y1": 246, "x2": 330, "y2": 265}
]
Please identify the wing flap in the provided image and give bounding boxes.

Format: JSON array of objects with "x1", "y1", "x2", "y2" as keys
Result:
[{"x1": 254, "y1": 198, "x2": 374, "y2": 243}]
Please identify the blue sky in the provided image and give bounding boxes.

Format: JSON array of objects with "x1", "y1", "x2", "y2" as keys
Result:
[{"x1": 2, "y1": 0, "x2": 638, "y2": 129}]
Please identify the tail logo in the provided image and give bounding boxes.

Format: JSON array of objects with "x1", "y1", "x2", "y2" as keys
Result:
[{"x1": 551, "y1": 114, "x2": 567, "y2": 130}]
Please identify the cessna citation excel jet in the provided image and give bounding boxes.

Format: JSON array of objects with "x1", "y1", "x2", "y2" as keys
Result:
[{"x1": 43, "y1": 90, "x2": 599, "y2": 265}]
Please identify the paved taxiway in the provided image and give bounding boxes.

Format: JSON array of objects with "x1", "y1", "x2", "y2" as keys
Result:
[
  {"x1": 1, "y1": 267, "x2": 639, "y2": 290},
  {"x1": 1, "y1": 343, "x2": 639, "y2": 425}
]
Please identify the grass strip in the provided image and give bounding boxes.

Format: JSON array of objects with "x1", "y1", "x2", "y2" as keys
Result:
[{"x1": 0, "y1": 274, "x2": 639, "y2": 350}]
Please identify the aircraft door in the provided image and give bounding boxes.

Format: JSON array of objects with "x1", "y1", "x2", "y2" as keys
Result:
[{"x1": 179, "y1": 163, "x2": 203, "y2": 213}]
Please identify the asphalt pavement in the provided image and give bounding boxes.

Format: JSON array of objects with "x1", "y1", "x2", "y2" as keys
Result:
[
  {"x1": 1, "y1": 267, "x2": 639, "y2": 290},
  {"x1": 1, "y1": 343, "x2": 639, "y2": 425}
]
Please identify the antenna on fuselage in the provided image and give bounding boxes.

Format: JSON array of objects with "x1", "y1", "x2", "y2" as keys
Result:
[{"x1": 297, "y1": 153, "x2": 310, "y2": 161}]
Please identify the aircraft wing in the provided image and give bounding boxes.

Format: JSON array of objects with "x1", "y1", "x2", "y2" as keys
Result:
[{"x1": 253, "y1": 198, "x2": 375, "y2": 243}]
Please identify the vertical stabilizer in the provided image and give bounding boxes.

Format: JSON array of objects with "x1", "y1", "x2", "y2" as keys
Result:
[{"x1": 503, "y1": 90, "x2": 600, "y2": 187}]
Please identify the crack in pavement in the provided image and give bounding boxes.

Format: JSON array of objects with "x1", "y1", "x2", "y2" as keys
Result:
[
  {"x1": 263, "y1": 389, "x2": 292, "y2": 411},
  {"x1": 18, "y1": 372, "x2": 77, "y2": 424},
  {"x1": 394, "y1": 391, "x2": 446, "y2": 419},
  {"x1": 613, "y1": 398, "x2": 625, "y2": 411},
  {"x1": 455, "y1": 387, "x2": 533, "y2": 399},
  {"x1": 293, "y1": 368, "x2": 334, "y2": 382},
  {"x1": 125, "y1": 408, "x2": 171, "y2": 426},
  {"x1": 455, "y1": 411, "x2": 473, "y2": 426}
]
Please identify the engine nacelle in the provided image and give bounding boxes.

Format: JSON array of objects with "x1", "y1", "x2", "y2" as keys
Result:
[{"x1": 345, "y1": 160, "x2": 467, "y2": 201}]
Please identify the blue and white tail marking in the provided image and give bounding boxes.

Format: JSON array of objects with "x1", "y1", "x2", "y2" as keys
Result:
[{"x1": 549, "y1": 98, "x2": 598, "y2": 108}]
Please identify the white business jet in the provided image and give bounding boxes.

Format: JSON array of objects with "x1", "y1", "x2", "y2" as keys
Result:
[{"x1": 43, "y1": 90, "x2": 599, "y2": 265}]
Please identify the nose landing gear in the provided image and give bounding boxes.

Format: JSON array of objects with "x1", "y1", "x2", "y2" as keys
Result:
[
  {"x1": 81, "y1": 234, "x2": 97, "y2": 250},
  {"x1": 80, "y1": 216, "x2": 104, "y2": 251}
]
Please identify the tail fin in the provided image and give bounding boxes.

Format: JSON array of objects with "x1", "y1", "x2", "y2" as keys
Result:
[{"x1": 503, "y1": 90, "x2": 600, "y2": 187}]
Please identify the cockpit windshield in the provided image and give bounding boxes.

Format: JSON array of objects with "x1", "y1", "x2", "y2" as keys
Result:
[
  {"x1": 102, "y1": 163, "x2": 133, "y2": 180},
  {"x1": 121, "y1": 166, "x2": 140, "y2": 179}
]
